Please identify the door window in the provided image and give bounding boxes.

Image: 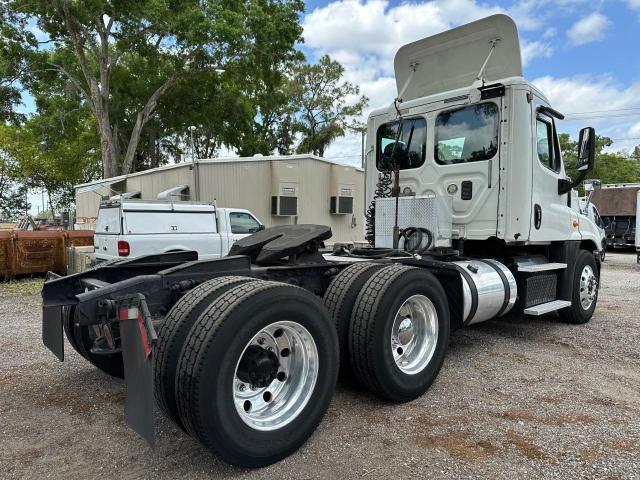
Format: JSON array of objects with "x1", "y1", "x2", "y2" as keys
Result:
[
  {"x1": 435, "y1": 103, "x2": 499, "y2": 164},
  {"x1": 230, "y1": 212, "x2": 261, "y2": 234},
  {"x1": 376, "y1": 117, "x2": 426, "y2": 170},
  {"x1": 536, "y1": 116, "x2": 558, "y2": 172}
]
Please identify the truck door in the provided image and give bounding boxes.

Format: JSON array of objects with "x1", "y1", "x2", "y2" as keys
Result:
[
  {"x1": 431, "y1": 100, "x2": 502, "y2": 239},
  {"x1": 529, "y1": 97, "x2": 573, "y2": 241}
]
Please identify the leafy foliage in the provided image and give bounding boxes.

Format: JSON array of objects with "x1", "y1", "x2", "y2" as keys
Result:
[
  {"x1": 291, "y1": 55, "x2": 368, "y2": 157},
  {"x1": 560, "y1": 133, "x2": 640, "y2": 194}
]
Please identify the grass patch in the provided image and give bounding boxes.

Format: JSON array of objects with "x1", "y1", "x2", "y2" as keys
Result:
[{"x1": 0, "y1": 277, "x2": 45, "y2": 296}]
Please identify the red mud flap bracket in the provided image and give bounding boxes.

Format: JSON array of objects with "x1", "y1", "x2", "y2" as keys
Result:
[{"x1": 118, "y1": 294, "x2": 158, "y2": 448}]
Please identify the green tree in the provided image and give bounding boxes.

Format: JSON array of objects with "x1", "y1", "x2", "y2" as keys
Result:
[
  {"x1": 5, "y1": 0, "x2": 304, "y2": 177},
  {"x1": 560, "y1": 133, "x2": 640, "y2": 193},
  {"x1": 291, "y1": 55, "x2": 368, "y2": 157},
  {"x1": 0, "y1": 147, "x2": 28, "y2": 220}
]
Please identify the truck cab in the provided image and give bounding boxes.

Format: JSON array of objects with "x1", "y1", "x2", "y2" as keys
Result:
[{"x1": 365, "y1": 14, "x2": 602, "y2": 256}]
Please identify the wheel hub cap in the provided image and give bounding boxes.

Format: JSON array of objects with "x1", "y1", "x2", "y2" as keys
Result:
[
  {"x1": 390, "y1": 294, "x2": 439, "y2": 375},
  {"x1": 233, "y1": 321, "x2": 318, "y2": 431},
  {"x1": 579, "y1": 265, "x2": 598, "y2": 310}
]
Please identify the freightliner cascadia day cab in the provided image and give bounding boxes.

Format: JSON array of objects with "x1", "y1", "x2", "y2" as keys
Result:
[{"x1": 41, "y1": 15, "x2": 602, "y2": 468}]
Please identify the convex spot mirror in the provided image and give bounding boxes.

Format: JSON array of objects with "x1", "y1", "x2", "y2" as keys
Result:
[{"x1": 576, "y1": 126, "x2": 595, "y2": 172}]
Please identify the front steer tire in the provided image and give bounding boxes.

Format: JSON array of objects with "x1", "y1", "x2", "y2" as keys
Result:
[
  {"x1": 562, "y1": 250, "x2": 599, "y2": 324},
  {"x1": 349, "y1": 265, "x2": 450, "y2": 402},
  {"x1": 153, "y1": 276, "x2": 253, "y2": 429},
  {"x1": 175, "y1": 280, "x2": 338, "y2": 468}
]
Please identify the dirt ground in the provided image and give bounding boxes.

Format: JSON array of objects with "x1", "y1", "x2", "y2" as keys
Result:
[{"x1": 1, "y1": 252, "x2": 639, "y2": 479}]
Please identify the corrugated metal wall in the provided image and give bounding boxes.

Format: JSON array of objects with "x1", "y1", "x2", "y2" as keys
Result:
[{"x1": 75, "y1": 156, "x2": 365, "y2": 244}]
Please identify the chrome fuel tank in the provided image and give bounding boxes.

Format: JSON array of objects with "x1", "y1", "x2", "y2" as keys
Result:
[{"x1": 453, "y1": 259, "x2": 517, "y2": 325}]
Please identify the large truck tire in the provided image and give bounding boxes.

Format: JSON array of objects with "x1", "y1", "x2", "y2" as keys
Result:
[
  {"x1": 349, "y1": 265, "x2": 450, "y2": 402},
  {"x1": 153, "y1": 276, "x2": 254, "y2": 429},
  {"x1": 63, "y1": 306, "x2": 124, "y2": 378},
  {"x1": 562, "y1": 250, "x2": 599, "y2": 324},
  {"x1": 323, "y1": 262, "x2": 384, "y2": 380},
  {"x1": 175, "y1": 280, "x2": 338, "y2": 468}
]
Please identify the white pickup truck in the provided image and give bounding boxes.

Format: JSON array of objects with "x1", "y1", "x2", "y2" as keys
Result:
[{"x1": 93, "y1": 199, "x2": 263, "y2": 262}]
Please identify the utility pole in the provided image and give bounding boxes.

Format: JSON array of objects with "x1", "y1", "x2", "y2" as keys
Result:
[{"x1": 189, "y1": 125, "x2": 200, "y2": 201}]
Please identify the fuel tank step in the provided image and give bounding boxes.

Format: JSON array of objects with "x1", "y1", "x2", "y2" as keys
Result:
[
  {"x1": 524, "y1": 300, "x2": 572, "y2": 316},
  {"x1": 518, "y1": 262, "x2": 567, "y2": 273}
]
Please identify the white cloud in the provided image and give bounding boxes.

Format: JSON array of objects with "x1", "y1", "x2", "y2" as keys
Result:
[
  {"x1": 629, "y1": 122, "x2": 640, "y2": 137},
  {"x1": 521, "y1": 40, "x2": 554, "y2": 66},
  {"x1": 567, "y1": 12, "x2": 611, "y2": 46},
  {"x1": 628, "y1": 0, "x2": 640, "y2": 11}
]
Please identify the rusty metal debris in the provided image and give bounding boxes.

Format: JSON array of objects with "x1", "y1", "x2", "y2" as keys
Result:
[{"x1": 0, "y1": 230, "x2": 93, "y2": 278}]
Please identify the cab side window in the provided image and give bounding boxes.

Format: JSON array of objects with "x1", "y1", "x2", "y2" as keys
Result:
[
  {"x1": 229, "y1": 212, "x2": 261, "y2": 234},
  {"x1": 536, "y1": 113, "x2": 560, "y2": 173}
]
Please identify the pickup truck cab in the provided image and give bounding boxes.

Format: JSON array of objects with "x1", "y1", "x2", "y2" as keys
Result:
[{"x1": 94, "y1": 199, "x2": 263, "y2": 261}]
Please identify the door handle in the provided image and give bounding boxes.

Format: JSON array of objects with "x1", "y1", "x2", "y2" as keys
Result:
[{"x1": 534, "y1": 204, "x2": 542, "y2": 229}]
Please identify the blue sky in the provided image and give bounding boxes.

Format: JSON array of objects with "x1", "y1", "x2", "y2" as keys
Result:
[{"x1": 298, "y1": 0, "x2": 640, "y2": 163}]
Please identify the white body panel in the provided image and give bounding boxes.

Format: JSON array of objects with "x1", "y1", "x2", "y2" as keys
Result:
[
  {"x1": 94, "y1": 200, "x2": 262, "y2": 261},
  {"x1": 637, "y1": 191, "x2": 640, "y2": 251}
]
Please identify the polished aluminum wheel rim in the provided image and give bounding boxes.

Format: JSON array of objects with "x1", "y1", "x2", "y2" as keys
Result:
[
  {"x1": 390, "y1": 294, "x2": 438, "y2": 375},
  {"x1": 233, "y1": 321, "x2": 318, "y2": 431},
  {"x1": 579, "y1": 265, "x2": 598, "y2": 310}
]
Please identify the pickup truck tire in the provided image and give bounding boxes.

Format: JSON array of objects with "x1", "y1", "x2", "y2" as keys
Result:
[
  {"x1": 63, "y1": 306, "x2": 124, "y2": 378},
  {"x1": 323, "y1": 262, "x2": 384, "y2": 380},
  {"x1": 563, "y1": 250, "x2": 599, "y2": 324},
  {"x1": 154, "y1": 276, "x2": 254, "y2": 429},
  {"x1": 349, "y1": 265, "x2": 450, "y2": 402},
  {"x1": 175, "y1": 280, "x2": 338, "y2": 468}
]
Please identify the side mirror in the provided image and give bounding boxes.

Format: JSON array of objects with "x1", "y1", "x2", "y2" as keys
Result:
[
  {"x1": 576, "y1": 127, "x2": 595, "y2": 172},
  {"x1": 258, "y1": 224, "x2": 266, "y2": 231}
]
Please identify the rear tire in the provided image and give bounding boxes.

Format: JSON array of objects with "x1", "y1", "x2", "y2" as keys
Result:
[
  {"x1": 153, "y1": 276, "x2": 254, "y2": 429},
  {"x1": 563, "y1": 250, "x2": 599, "y2": 324},
  {"x1": 175, "y1": 280, "x2": 338, "y2": 468},
  {"x1": 349, "y1": 265, "x2": 450, "y2": 402},
  {"x1": 323, "y1": 262, "x2": 384, "y2": 380},
  {"x1": 64, "y1": 307, "x2": 124, "y2": 378}
]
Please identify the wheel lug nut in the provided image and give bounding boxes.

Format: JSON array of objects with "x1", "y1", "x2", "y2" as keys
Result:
[{"x1": 257, "y1": 337, "x2": 265, "y2": 345}]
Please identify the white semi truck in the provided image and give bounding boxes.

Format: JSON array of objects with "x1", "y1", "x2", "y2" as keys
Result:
[{"x1": 41, "y1": 15, "x2": 602, "y2": 468}]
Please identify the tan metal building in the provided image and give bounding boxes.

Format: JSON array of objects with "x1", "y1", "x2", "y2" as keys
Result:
[{"x1": 74, "y1": 155, "x2": 365, "y2": 244}]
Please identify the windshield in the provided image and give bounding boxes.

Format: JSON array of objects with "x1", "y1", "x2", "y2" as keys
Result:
[{"x1": 376, "y1": 117, "x2": 426, "y2": 170}]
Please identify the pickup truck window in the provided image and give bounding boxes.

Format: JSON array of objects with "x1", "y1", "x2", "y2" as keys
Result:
[
  {"x1": 376, "y1": 117, "x2": 426, "y2": 171},
  {"x1": 435, "y1": 103, "x2": 499, "y2": 164},
  {"x1": 95, "y1": 206, "x2": 121, "y2": 234},
  {"x1": 230, "y1": 212, "x2": 261, "y2": 234}
]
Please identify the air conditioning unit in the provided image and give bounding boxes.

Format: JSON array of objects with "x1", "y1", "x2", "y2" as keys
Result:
[
  {"x1": 330, "y1": 164, "x2": 357, "y2": 215},
  {"x1": 271, "y1": 161, "x2": 300, "y2": 216},
  {"x1": 271, "y1": 191, "x2": 298, "y2": 216},
  {"x1": 330, "y1": 186, "x2": 354, "y2": 215}
]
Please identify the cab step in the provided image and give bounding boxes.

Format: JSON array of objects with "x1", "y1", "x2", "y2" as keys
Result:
[
  {"x1": 524, "y1": 300, "x2": 572, "y2": 316},
  {"x1": 518, "y1": 262, "x2": 567, "y2": 273}
]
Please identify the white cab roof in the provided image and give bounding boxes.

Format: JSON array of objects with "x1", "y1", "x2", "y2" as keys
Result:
[{"x1": 394, "y1": 14, "x2": 522, "y2": 101}]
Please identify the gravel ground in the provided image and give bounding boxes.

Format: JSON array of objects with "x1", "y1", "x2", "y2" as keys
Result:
[{"x1": 1, "y1": 252, "x2": 639, "y2": 479}]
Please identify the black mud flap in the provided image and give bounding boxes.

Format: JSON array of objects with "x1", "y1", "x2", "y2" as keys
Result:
[
  {"x1": 119, "y1": 295, "x2": 157, "y2": 448},
  {"x1": 42, "y1": 305, "x2": 64, "y2": 361}
]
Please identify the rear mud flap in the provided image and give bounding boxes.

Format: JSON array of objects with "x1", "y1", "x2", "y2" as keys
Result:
[
  {"x1": 119, "y1": 297, "x2": 157, "y2": 448},
  {"x1": 42, "y1": 305, "x2": 64, "y2": 361}
]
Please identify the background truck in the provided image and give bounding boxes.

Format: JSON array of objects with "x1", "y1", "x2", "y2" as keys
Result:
[
  {"x1": 588, "y1": 183, "x2": 639, "y2": 249},
  {"x1": 41, "y1": 15, "x2": 603, "y2": 469},
  {"x1": 94, "y1": 199, "x2": 263, "y2": 262}
]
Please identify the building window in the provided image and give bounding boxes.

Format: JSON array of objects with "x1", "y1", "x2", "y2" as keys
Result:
[{"x1": 435, "y1": 103, "x2": 499, "y2": 164}]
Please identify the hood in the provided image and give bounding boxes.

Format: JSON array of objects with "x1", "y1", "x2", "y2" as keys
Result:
[{"x1": 394, "y1": 14, "x2": 522, "y2": 102}]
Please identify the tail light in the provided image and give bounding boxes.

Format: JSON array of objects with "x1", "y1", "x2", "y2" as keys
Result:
[{"x1": 117, "y1": 240, "x2": 130, "y2": 257}]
